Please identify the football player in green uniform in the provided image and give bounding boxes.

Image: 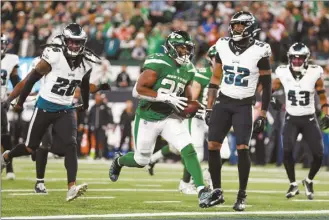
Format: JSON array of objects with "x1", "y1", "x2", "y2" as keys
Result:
[
  {"x1": 147, "y1": 46, "x2": 217, "y2": 194},
  {"x1": 109, "y1": 31, "x2": 222, "y2": 208}
]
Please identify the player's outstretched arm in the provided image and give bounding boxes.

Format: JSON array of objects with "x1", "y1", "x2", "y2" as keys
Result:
[
  {"x1": 9, "y1": 66, "x2": 21, "y2": 88},
  {"x1": 14, "y1": 59, "x2": 51, "y2": 112}
]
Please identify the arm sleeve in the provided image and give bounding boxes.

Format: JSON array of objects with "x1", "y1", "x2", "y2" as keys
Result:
[
  {"x1": 257, "y1": 57, "x2": 271, "y2": 70},
  {"x1": 259, "y1": 75, "x2": 272, "y2": 111}
]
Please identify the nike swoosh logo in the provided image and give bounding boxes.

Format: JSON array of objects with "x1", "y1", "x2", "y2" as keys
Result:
[{"x1": 309, "y1": 118, "x2": 314, "y2": 121}]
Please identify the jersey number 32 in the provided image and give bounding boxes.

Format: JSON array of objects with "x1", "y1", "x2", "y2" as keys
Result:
[{"x1": 51, "y1": 77, "x2": 81, "y2": 96}]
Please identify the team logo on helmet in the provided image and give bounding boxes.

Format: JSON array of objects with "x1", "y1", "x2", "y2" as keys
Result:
[
  {"x1": 164, "y1": 30, "x2": 195, "y2": 65},
  {"x1": 229, "y1": 11, "x2": 260, "y2": 42},
  {"x1": 61, "y1": 23, "x2": 87, "y2": 57},
  {"x1": 287, "y1": 43, "x2": 310, "y2": 73}
]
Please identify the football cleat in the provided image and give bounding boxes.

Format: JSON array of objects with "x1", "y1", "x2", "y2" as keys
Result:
[
  {"x1": 233, "y1": 190, "x2": 247, "y2": 211},
  {"x1": 178, "y1": 180, "x2": 197, "y2": 195},
  {"x1": 109, "y1": 152, "x2": 123, "y2": 182},
  {"x1": 198, "y1": 187, "x2": 224, "y2": 208},
  {"x1": 148, "y1": 162, "x2": 156, "y2": 176},
  {"x1": 286, "y1": 184, "x2": 299, "y2": 199},
  {"x1": 66, "y1": 183, "x2": 88, "y2": 202},
  {"x1": 302, "y1": 179, "x2": 314, "y2": 200},
  {"x1": 6, "y1": 172, "x2": 15, "y2": 180},
  {"x1": 1, "y1": 150, "x2": 10, "y2": 173},
  {"x1": 35, "y1": 182, "x2": 48, "y2": 194}
]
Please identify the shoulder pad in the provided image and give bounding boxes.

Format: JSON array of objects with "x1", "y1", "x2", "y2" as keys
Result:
[
  {"x1": 41, "y1": 47, "x2": 61, "y2": 65},
  {"x1": 254, "y1": 40, "x2": 272, "y2": 58},
  {"x1": 275, "y1": 65, "x2": 288, "y2": 76}
]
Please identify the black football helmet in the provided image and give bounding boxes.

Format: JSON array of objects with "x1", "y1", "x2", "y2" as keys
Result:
[
  {"x1": 1, "y1": 34, "x2": 9, "y2": 54},
  {"x1": 287, "y1": 42, "x2": 310, "y2": 73},
  {"x1": 61, "y1": 23, "x2": 87, "y2": 57},
  {"x1": 229, "y1": 11, "x2": 260, "y2": 42}
]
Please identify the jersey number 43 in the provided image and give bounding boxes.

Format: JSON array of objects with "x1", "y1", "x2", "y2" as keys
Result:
[
  {"x1": 51, "y1": 77, "x2": 81, "y2": 96},
  {"x1": 288, "y1": 90, "x2": 310, "y2": 106},
  {"x1": 223, "y1": 65, "x2": 250, "y2": 87}
]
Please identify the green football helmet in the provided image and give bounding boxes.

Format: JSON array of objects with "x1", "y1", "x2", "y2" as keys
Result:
[{"x1": 164, "y1": 30, "x2": 194, "y2": 65}]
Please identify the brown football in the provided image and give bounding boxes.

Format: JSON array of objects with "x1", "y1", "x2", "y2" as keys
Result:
[{"x1": 179, "y1": 100, "x2": 201, "y2": 118}]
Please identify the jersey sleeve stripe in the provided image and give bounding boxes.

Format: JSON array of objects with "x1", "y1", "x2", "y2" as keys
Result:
[
  {"x1": 194, "y1": 72, "x2": 210, "y2": 80},
  {"x1": 144, "y1": 59, "x2": 172, "y2": 67}
]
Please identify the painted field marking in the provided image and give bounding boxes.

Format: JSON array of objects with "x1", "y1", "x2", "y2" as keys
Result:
[
  {"x1": 293, "y1": 199, "x2": 329, "y2": 202},
  {"x1": 3, "y1": 210, "x2": 329, "y2": 220},
  {"x1": 135, "y1": 184, "x2": 162, "y2": 187},
  {"x1": 143, "y1": 201, "x2": 181, "y2": 204},
  {"x1": 9, "y1": 193, "x2": 48, "y2": 196},
  {"x1": 80, "y1": 196, "x2": 115, "y2": 199},
  {"x1": 3, "y1": 188, "x2": 329, "y2": 196}
]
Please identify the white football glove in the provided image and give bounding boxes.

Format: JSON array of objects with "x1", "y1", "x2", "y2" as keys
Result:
[
  {"x1": 157, "y1": 92, "x2": 187, "y2": 112},
  {"x1": 195, "y1": 103, "x2": 206, "y2": 119}
]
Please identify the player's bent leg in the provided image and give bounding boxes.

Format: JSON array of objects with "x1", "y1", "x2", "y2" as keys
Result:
[
  {"x1": 2, "y1": 134, "x2": 15, "y2": 179},
  {"x1": 148, "y1": 145, "x2": 172, "y2": 176}
]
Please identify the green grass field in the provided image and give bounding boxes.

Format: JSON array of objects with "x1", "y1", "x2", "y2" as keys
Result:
[{"x1": 1, "y1": 158, "x2": 329, "y2": 219}]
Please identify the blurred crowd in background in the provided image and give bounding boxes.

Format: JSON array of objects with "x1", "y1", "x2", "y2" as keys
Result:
[{"x1": 1, "y1": 1, "x2": 329, "y2": 168}]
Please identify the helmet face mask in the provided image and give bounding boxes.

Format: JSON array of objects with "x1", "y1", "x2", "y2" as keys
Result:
[
  {"x1": 229, "y1": 11, "x2": 259, "y2": 42},
  {"x1": 62, "y1": 23, "x2": 87, "y2": 57},
  {"x1": 207, "y1": 45, "x2": 217, "y2": 66},
  {"x1": 1, "y1": 34, "x2": 9, "y2": 54},
  {"x1": 165, "y1": 31, "x2": 195, "y2": 65},
  {"x1": 287, "y1": 43, "x2": 310, "y2": 73}
]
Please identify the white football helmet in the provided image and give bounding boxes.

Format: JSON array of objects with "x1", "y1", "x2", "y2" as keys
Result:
[
  {"x1": 61, "y1": 23, "x2": 87, "y2": 57},
  {"x1": 287, "y1": 43, "x2": 310, "y2": 73},
  {"x1": 1, "y1": 34, "x2": 9, "y2": 54}
]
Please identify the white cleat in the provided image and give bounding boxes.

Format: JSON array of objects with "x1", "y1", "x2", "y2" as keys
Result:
[
  {"x1": 66, "y1": 183, "x2": 88, "y2": 202},
  {"x1": 6, "y1": 172, "x2": 15, "y2": 180},
  {"x1": 178, "y1": 180, "x2": 197, "y2": 195}
]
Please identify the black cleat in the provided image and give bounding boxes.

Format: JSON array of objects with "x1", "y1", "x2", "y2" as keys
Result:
[
  {"x1": 148, "y1": 162, "x2": 156, "y2": 176},
  {"x1": 109, "y1": 152, "x2": 123, "y2": 182},
  {"x1": 198, "y1": 187, "x2": 224, "y2": 208},
  {"x1": 34, "y1": 181, "x2": 48, "y2": 194},
  {"x1": 233, "y1": 190, "x2": 247, "y2": 211},
  {"x1": 302, "y1": 179, "x2": 314, "y2": 200},
  {"x1": 286, "y1": 184, "x2": 299, "y2": 199}
]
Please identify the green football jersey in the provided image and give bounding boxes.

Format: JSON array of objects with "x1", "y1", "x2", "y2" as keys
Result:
[
  {"x1": 194, "y1": 66, "x2": 212, "y2": 106},
  {"x1": 136, "y1": 53, "x2": 196, "y2": 121}
]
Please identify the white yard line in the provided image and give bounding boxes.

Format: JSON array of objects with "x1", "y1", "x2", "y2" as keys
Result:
[
  {"x1": 3, "y1": 188, "x2": 329, "y2": 196},
  {"x1": 3, "y1": 210, "x2": 329, "y2": 220},
  {"x1": 293, "y1": 199, "x2": 329, "y2": 202},
  {"x1": 80, "y1": 196, "x2": 115, "y2": 199},
  {"x1": 9, "y1": 193, "x2": 48, "y2": 196},
  {"x1": 143, "y1": 201, "x2": 181, "y2": 203}
]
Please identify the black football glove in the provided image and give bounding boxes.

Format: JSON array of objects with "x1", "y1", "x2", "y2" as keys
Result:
[
  {"x1": 253, "y1": 116, "x2": 266, "y2": 134},
  {"x1": 270, "y1": 97, "x2": 282, "y2": 111},
  {"x1": 205, "y1": 109, "x2": 212, "y2": 126},
  {"x1": 320, "y1": 115, "x2": 329, "y2": 130},
  {"x1": 1, "y1": 101, "x2": 10, "y2": 111}
]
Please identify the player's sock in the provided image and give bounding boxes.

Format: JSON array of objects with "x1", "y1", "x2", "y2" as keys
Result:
[
  {"x1": 237, "y1": 149, "x2": 251, "y2": 191},
  {"x1": 118, "y1": 152, "x2": 143, "y2": 167},
  {"x1": 149, "y1": 149, "x2": 165, "y2": 164},
  {"x1": 65, "y1": 146, "x2": 78, "y2": 184},
  {"x1": 208, "y1": 150, "x2": 222, "y2": 189},
  {"x1": 161, "y1": 145, "x2": 171, "y2": 156},
  {"x1": 7, "y1": 143, "x2": 31, "y2": 159},
  {"x1": 283, "y1": 151, "x2": 296, "y2": 183},
  {"x1": 180, "y1": 144, "x2": 204, "y2": 187},
  {"x1": 36, "y1": 148, "x2": 49, "y2": 179},
  {"x1": 308, "y1": 154, "x2": 322, "y2": 180}
]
